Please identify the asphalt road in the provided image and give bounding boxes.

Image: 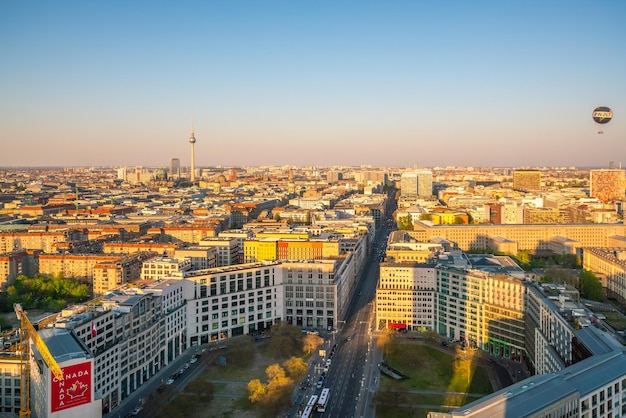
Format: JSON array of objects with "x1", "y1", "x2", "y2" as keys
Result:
[{"x1": 290, "y1": 190, "x2": 396, "y2": 418}]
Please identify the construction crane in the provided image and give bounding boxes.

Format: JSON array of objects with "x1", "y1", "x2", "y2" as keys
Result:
[{"x1": 14, "y1": 304, "x2": 64, "y2": 418}]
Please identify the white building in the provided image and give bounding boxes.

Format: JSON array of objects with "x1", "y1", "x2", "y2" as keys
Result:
[
  {"x1": 182, "y1": 262, "x2": 284, "y2": 345},
  {"x1": 29, "y1": 328, "x2": 102, "y2": 418}
]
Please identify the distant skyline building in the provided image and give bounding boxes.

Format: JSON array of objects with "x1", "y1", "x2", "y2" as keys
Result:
[
  {"x1": 189, "y1": 127, "x2": 196, "y2": 183},
  {"x1": 590, "y1": 169, "x2": 626, "y2": 203},
  {"x1": 401, "y1": 170, "x2": 433, "y2": 197},
  {"x1": 170, "y1": 158, "x2": 180, "y2": 179},
  {"x1": 513, "y1": 170, "x2": 541, "y2": 192}
]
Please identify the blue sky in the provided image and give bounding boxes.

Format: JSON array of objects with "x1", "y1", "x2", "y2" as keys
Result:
[{"x1": 1, "y1": 1, "x2": 624, "y2": 168}]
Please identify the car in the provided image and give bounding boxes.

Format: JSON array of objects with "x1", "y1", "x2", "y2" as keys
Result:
[
  {"x1": 190, "y1": 357, "x2": 198, "y2": 363},
  {"x1": 131, "y1": 407, "x2": 142, "y2": 416},
  {"x1": 166, "y1": 378, "x2": 175, "y2": 384},
  {"x1": 316, "y1": 378, "x2": 324, "y2": 389},
  {"x1": 325, "y1": 359, "x2": 331, "y2": 367}
]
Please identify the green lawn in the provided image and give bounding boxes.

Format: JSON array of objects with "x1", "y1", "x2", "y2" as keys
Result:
[{"x1": 376, "y1": 343, "x2": 494, "y2": 417}]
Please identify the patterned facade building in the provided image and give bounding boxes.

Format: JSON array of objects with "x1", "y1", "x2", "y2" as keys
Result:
[
  {"x1": 513, "y1": 170, "x2": 541, "y2": 191},
  {"x1": 590, "y1": 169, "x2": 626, "y2": 203}
]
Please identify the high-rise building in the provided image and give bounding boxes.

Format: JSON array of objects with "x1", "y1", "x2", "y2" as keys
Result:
[
  {"x1": 401, "y1": 170, "x2": 433, "y2": 197},
  {"x1": 590, "y1": 169, "x2": 626, "y2": 202},
  {"x1": 416, "y1": 170, "x2": 433, "y2": 197},
  {"x1": 170, "y1": 158, "x2": 180, "y2": 179},
  {"x1": 400, "y1": 172, "x2": 418, "y2": 197},
  {"x1": 513, "y1": 170, "x2": 541, "y2": 191}
]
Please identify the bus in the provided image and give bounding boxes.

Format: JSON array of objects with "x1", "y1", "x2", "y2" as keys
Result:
[
  {"x1": 316, "y1": 388, "x2": 330, "y2": 412},
  {"x1": 301, "y1": 394, "x2": 318, "y2": 418}
]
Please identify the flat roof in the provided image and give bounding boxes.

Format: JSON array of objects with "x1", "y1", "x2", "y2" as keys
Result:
[{"x1": 38, "y1": 328, "x2": 90, "y2": 363}]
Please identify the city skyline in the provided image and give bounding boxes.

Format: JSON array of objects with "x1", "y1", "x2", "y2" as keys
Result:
[{"x1": 1, "y1": 1, "x2": 625, "y2": 168}]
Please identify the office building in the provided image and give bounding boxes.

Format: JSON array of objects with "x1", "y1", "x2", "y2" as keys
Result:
[
  {"x1": 169, "y1": 158, "x2": 180, "y2": 179},
  {"x1": 376, "y1": 263, "x2": 436, "y2": 331},
  {"x1": 401, "y1": 170, "x2": 433, "y2": 198}
]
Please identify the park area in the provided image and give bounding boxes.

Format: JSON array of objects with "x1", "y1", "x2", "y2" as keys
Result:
[
  {"x1": 375, "y1": 341, "x2": 494, "y2": 418},
  {"x1": 153, "y1": 324, "x2": 318, "y2": 418}
]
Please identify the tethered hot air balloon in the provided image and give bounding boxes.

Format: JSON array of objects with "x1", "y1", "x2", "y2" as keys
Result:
[{"x1": 593, "y1": 106, "x2": 613, "y2": 134}]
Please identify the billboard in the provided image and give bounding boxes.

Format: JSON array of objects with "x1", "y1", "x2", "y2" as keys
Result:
[{"x1": 50, "y1": 362, "x2": 92, "y2": 413}]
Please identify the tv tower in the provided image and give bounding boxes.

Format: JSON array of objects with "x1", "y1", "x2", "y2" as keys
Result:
[{"x1": 189, "y1": 122, "x2": 196, "y2": 184}]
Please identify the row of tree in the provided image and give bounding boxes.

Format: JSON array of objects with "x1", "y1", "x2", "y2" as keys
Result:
[
  {"x1": 247, "y1": 357, "x2": 308, "y2": 416},
  {"x1": 1, "y1": 274, "x2": 90, "y2": 313}
]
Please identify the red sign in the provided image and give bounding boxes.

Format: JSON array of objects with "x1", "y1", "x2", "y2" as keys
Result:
[{"x1": 51, "y1": 362, "x2": 92, "y2": 412}]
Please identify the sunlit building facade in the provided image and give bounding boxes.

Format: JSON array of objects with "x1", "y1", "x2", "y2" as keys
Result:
[
  {"x1": 376, "y1": 263, "x2": 436, "y2": 331},
  {"x1": 590, "y1": 169, "x2": 626, "y2": 203},
  {"x1": 513, "y1": 170, "x2": 541, "y2": 191}
]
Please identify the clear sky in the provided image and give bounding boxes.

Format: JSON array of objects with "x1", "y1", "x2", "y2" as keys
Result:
[{"x1": 1, "y1": 1, "x2": 625, "y2": 169}]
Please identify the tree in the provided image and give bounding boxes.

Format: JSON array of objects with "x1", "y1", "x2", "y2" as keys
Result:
[
  {"x1": 579, "y1": 270, "x2": 603, "y2": 301},
  {"x1": 266, "y1": 323, "x2": 302, "y2": 359},
  {"x1": 397, "y1": 215, "x2": 413, "y2": 231},
  {"x1": 282, "y1": 357, "x2": 307, "y2": 379},
  {"x1": 302, "y1": 333, "x2": 323, "y2": 354},
  {"x1": 247, "y1": 379, "x2": 267, "y2": 403},
  {"x1": 516, "y1": 250, "x2": 531, "y2": 266},
  {"x1": 543, "y1": 267, "x2": 577, "y2": 287}
]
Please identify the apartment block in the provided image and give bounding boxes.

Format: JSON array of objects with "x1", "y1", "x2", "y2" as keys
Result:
[
  {"x1": 0, "y1": 230, "x2": 69, "y2": 253},
  {"x1": 103, "y1": 241, "x2": 178, "y2": 256},
  {"x1": 140, "y1": 256, "x2": 192, "y2": 280},
  {"x1": 92, "y1": 253, "x2": 150, "y2": 295},
  {"x1": 243, "y1": 239, "x2": 340, "y2": 263},
  {"x1": 197, "y1": 237, "x2": 240, "y2": 267},
  {"x1": 39, "y1": 253, "x2": 128, "y2": 281}
]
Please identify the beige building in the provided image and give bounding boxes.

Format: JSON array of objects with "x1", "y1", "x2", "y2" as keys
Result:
[
  {"x1": 0, "y1": 230, "x2": 69, "y2": 253},
  {"x1": 583, "y1": 248, "x2": 626, "y2": 304},
  {"x1": 0, "y1": 352, "x2": 20, "y2": 414},
  {"x1": 523, "y1": 206, "x2": 560, "y2": 224},
  {"x1": 103, "y1": 241, "x2": 178, "y2": 256},
  {"x1": 376, "y1": 263, "x2": 436, "y2": 331},
  {"x1": 513, "y1": 170, "x2": 541, "y2": 191},
  {"x1": 411, "y1": 221, "x2": 626, "y2": 254},
  {"x1": 39, "y1": 253, "x2": 126, "y2": 281},
  {"x1": 92, "y1": 253, "x2": 151, "y2": 295}
]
